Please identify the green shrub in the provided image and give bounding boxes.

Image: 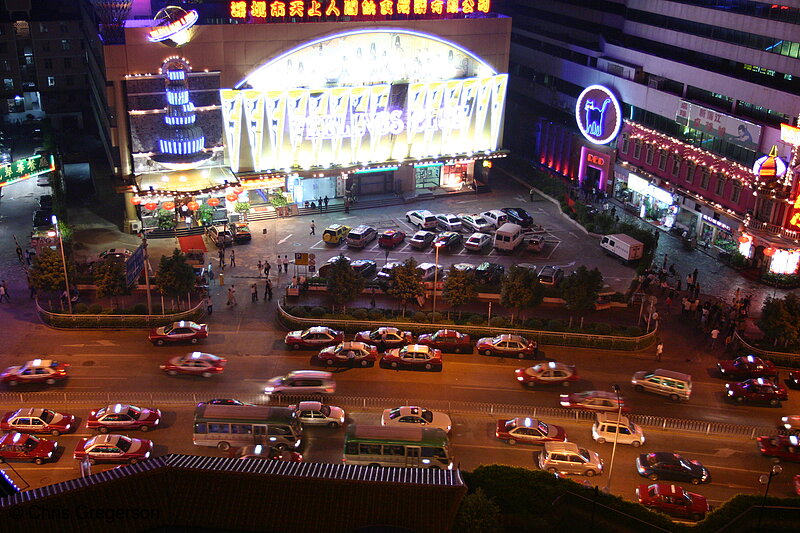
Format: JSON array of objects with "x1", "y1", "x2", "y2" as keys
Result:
[
  {"x1": 412, "y1": 311, "x2": 427, "y2": 323},
  {"x1": 310, "y1": 306, "x2": 326, "y2": 318},
  {"x1": 547, "y1": 319, "x2": 565, "y2": 331},
  {"x1": 524, "y1": 318, "x2": 543, "y2": 330},
  {"x1": 290, "y1": 306, "x2": 307, "y2": 317},
  {"x1": 74, "y1": 303, "x2": 89, "y2": 314},
  {"x1": 594, "y1": 323, "x2": 613, "y2": 335},
  {"x1": 584, "y1": 223, "x2": 595, "y2": 233},
  {"x1": 132, "y1": 303, "x2": 147, "y2": 314},
  {"x1": 368, "y1": 309, "x2": 384, "y2": 320},
  {"x1": 88, "y1": 304, "x2": 102, "y2": 315},
  {"x1": 489, "y1": 316, "x2": 508, "y2": 328},
  {"x1": 469, "y1": 314, "x2": 486, "y2": 326},
  {"x1": 429, "y1": 311, "x2": 444, "y2": 323},
  {"x1": 351, "y1": 308, "x2": 368, "y2": 320},
  {"x1": 625, "y1": 326, "x2": 643, "y2": 337}
]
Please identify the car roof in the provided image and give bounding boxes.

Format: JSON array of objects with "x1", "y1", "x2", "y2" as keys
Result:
[
  {"x1": 340, "y1": 341, "x2": 368, "y2": 349},
  {"x1": 495, "y1": 334, "x2": 524, "y2": 342},
  {"x1": 102, "y1": 404, "x2": 133, "y2": 413},
  {"x1": 183, "y1": 352, "x2": 220, "y2": 361},
  {"x1": 1, "y1": 432, "x2": 36, "y2": 444},
  {"x1": 286, "y1": 370, "x2": 333, "y2": 379},
  {"x1": 307, "y1": 326, "x2": 333, "y2": 333},
  {"x1": 394, "y1": 406, "x2": 428, "y2": 415},
  {"x1": 326, "y1": 224, "x2": 345, "y2": 230},
  {"x1": 596, "y1": 412, "x2": 631, "y2": 424},
  {"x1": 650, "y1": 369, "x2": 691, "y2": 381},
  {"x1": 297, "y1": 401, "x2": 323, "y2": 410},
  {"x1": 23, "y1": 359, "x2": 53, "y2": 368},
  {"x1": 544, "y1": 441, "x2": 580, "y2": 453},
  {"x1": 87, "y1": 434, "x2": 126, "y2": 446},
  {"x1": 12, "y1": 408, "x2": 46, "y2": 418}
]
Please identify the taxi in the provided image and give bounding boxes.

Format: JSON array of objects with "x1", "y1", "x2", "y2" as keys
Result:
[{"x1": 0, "y1": 408, "x2": 75, "y2": 436}]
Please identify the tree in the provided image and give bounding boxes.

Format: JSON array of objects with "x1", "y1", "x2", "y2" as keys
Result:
[
  {"x1": 452, "y1": 489, "x2": 503, "y2": 533},
  {"x1": 29, "y1": 248, "x2": 70, "y2": 293},
  {"x1": 156, "y1": 209, "x2": 176, "y2": 230},
  {"x1": 561, "y1": 266, "x2": 604, "y2": 313},
  {"x1": 388, "y1": 258, "x2": 424, "y2": 317},
  {"x1": 759, "y1": 294, "x2": 800, "y2": 347},
  {"x1": 500, "y1": 266, "x2": 543, "y2": 323},
  {"x1": 94, "y1": 259, "x2": 130, "y2": 308},
  {"x1": 326, "y1": 254, "x2": 364, "y2": 312},
  {"x1": 443, "y1": 265, "x2": 477, "y2": 318},
  {"x1": 155, "y1": 249, "x2": 196, "y2": 307},
  {"x1": 235, "y1": 202, "x2": 251, "y2": 222}
]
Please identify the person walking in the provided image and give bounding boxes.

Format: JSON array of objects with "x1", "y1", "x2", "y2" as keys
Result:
[
  {"x1": 710, "y1": 327, "x2": 720, "y2": 348},
  {"x1": 218, "y1": 249, "x2": 225, "y2": 268},
  {"x1": 529, "y1": 186, "x2": 535, "y2": 202},
  {"x1": 264, "y1": 260, "x2": 271, "y2": 278},
  {"x1": 310, "y1": 220, "x2": 316, "y2": 235},
  {"x1": 230, "y1": 249, "x2": 236, "y2": 268},
  {"x1": 323, "y1": 196, "x2": 329, "y2": 210},
  {"x1": 318, "y1": 197, "x2": 323, "y2": 212},
  {"x1": 227, "y1": 286, "x2": 238, "y2": 307},
  {"x1": 266, "y1": 278, "x2": 273, "y2": 301},
  {"x1": 257, "y1": 260, "x2": 262, "y2": 277},
  {"x1": 655, "y1": 341, "x2": 663, "y2": 362},
  {"x1": 16, "y1": 245, "x2": 23, "y2": 263},
  {"x1": 205, "y1": 294, "x2": 213, "y2": 315},
  {"x1": 207, "y1": 263, "x2": 213, "y2": 284},
  {"x1": 283, "y1": 255, "x2": 289, "y2": 274},
  {"x1": 0, "y1": 280, "x2": 9, "y2": 302},
  {"x1": 250, "y1": 283, "x2": 258, "y2": 303}
]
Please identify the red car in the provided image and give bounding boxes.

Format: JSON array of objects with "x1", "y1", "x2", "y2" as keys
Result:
[
  {"x1": 476, "y1": 334, "x2": 538, "y2": 359},
  {"x1": 378, "y1": 229, "x2": 406, "y2": 249},
  {"x1": 0, "y1": 359, "x2": 70, "y2": 386},
  {"x1": 354, "y1": 327, "x2": 413, "y2": 348},
  {"x1": 516, "y1": 361, "x2": 579, "y2": 387},
  {"x1": 87, "y1": 404, "x2": 162, "y2": 433},
  {"x1": 726, "y1": 378, "x2": 788, "y2": 406},
  {"x1": 717, "y1": 355, "x2": 777, "y2": 380},
  {"x1": 149, "y1": 321, "x2": 208, "y2": 346},
  {"x1": 417, "y1": 329, "x2": 472, "y2": 353},
  {"x1": 0, "y1": 431, "x2": 57, "y2": 464},
  {"x1": 560, "y1": 390, "x2": 629, "y2": 412},
  {"x1": 160, "y1": 352, "x2": 227, "y2": 378},
  {"x1": 284, "y1": 326, "x2": 343, "y2": 350},
  {"x1": 233, "y1": 444, "x2": 303, "y2": 462},
  {"x1": 316, "y1": 342, "x2": 377, "y2": 367},
  {"x1": 381, "y1": 344, "x2": 442, "y2": 371},
  {"x1": 0, "y1": 408, "x2": 75, "y2": 436},
  {"x1": 636, "y1": 483, "x2": 710, "y2": 521},
  {"x1": 495, "y1": 417, "x2": 567, "y2": 445},
  {"x1": 758, "y1": 435, "x2": 800, "y2": 462},
  {"x1": 73, "y1": 434, "x2": 153, "y2": 464}
]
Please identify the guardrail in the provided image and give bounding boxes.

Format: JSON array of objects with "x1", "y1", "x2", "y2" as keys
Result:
[
  {"x1": 35, "y1": 299, "x2": 207, "y2": 329},
  {"x1": 0, "y1": 391, "x2": 770, "y2": 439},
  {"x1": 734, "y1": 332, "x2": 800, "y2": 367},
  {"x1": 277, "y1": 300, "x2": 657, "y2": 351}
]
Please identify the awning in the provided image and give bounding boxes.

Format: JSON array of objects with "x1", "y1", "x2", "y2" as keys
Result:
[{"x1": 135, "y1": 166, "x2": 236, "y2": 194}]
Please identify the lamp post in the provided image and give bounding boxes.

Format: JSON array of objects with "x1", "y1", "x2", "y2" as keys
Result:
[
  {"x1": 603, "y1": 384, "x2": 622, "y2": 493},
  {"x1": 49, "y1": 215, "x2": 72, "y2": 314},
  {"x1": 432, "y1": 242, "x2": 443, "y2": 323},
  {"x1": 756, "y1": 464, "x2": 782, "y2": 531}
]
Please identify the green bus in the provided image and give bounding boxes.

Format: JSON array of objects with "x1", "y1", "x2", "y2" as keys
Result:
[
  {"x1": 343, "y1": 424, "x2": 452, "y2": 470},
  {"x1": 193, "y1": 404, "x2": 301, "y2": 451}
]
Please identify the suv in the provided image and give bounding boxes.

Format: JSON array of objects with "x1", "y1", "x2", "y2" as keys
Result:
[
  {"x1": 539, "y1": 441, "x2": 603, "y2": 477},
  {"x1": 631, "y1": 369, "x2": 692, "y2": 401},
  {"x1": 346, "y1": 225, "x2": 378, "y2": 248},
  {"x1": 207, "y1": 226, "x2": 233, "y2": 247},
  {"x1": 323, "y1": 224, "x2": 350, "y2": 245},
  {"x1": 538, "y1": 266, "x2": 564, "y2": 286},
  {"x1": 481, "y1": 209, "x2": 508, "y2": 229},
  {"x1": 592, "y1": 412, "x2": 645, "y2": 447},
  {"x1": 406, "y1": 209, "x2": 438, "y2": 230},
  {"x1": 264, "y1": 370, "x2": 336, "y2": 396}
]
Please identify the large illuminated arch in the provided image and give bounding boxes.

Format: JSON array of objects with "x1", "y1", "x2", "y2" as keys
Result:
[{"x1": 236, "y1": 28, "x2": 498, "y2": 91}]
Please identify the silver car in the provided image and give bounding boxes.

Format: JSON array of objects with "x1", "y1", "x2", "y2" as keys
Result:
[
  {"x1": 539, "y1": 441, "x2": 603, "y2": 477},
  {"x1": 458, "y1": 213, "x2": 493, "y2": 233},
  {"x1": 264, "y1": 370, "x2": 336, "y2": 396},
  {"x1": 436, "y1": 213, "x2": 462, "y2": 232},
  {"x1": 464, "y1": 232, "x2": 492, "y2": 251},
  {"x1": 289, "y1": 401, "x2": 345, "y2": 428}
]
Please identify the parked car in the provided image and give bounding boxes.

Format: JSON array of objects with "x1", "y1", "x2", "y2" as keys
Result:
[
  {"x1": 230, "y1": 223, "x2": 252, "y2": 243},
  {"x1": 458, "y1": 213, "x2": 493, "y2": 233},
  {"x1": 354, "y1": 327, "x2": 412, "y2": 348},
  {"x1": 726, "y1": 378, "x2": 788, "y2": 406},
  {"x1": 0, "y1": 359, "x2": 70, "y2": 386},
  {"x1": 448, "y1": 263, "x2": 476, "y2": 276},
  {"x1": 539, "y1": 441, "x2": 603, "y2": 477},
  {"x1": 316, "y1": 342, "x2": 378, "y2": 367},
  {"x1": 0, "y1": 432, "x2": 57, "y2": 464},
  {"x1": 317, "y1": 255, "x2": 351, "y2": 277},
  {"x1": 323, "y1": 224, "x2": 350, "y2": 245},
  {"x1": 464, "y1": 232, "x2": 492, "y2": 251},
  {"x1": 416, "y1": 262, "x2": 443, "y2": 281},
  {"x1": 284, "y1": 326, "x2": 344, "y2": 350},
  {"x1": 495, "y1": 417, "x2": 566, "y2": 445},
  {"x1": 206, "y1": 225, "x2": 233, "y2": 247},
  {"x1": 409, "y1": 230, "x2": 436, "y2": 250},
  {"x1": 635, "y1": 452, "x2": 710, "y2": 484},
  {"x1": 159, "y1": 352, "x2": 227, "y2": 378},
  {"x1": 345, "y1": 225, "x2": 378, "y2": 248},
  {"x1": 436, "y1": 213, "x2": 462, "y2": 232},
  {"x1": 234, "y1": 444, "x2": 303, "y2": 462},
  {"x1": 758, "y1": 434, "x2": 800, "y2": 462},
  {"x1": 73, "y1": 434, "x2": 153, "y2": 465},
  {"x1": 560, "y1": 390, "x2": 628, "y2": 412},
  {"x1": 289, "y1": 401, "x2": 346, "y2": 428},
  {"x1": 378, "y1": 229, "x2": 406, "y2": 249},
  {"x1": 502, "y1": 207, "x2": 533, "y2": 227},
  {"x1": 433, "y1": 231, "x2": 462, "y2": 251},
  {"x1": 476, "y1": 334, "x2": 538, "y2": 358},
  {"x1": 382, "y1": 406, "x2": 452, "y2": 433},
  {"x1": 86, "y1": 404, "x2": 161, "y2": 433},
  {"x1": 0, "y1": 408, "x2": 75, "y2": 436},
  {"x1": 480, "y1": 209, "x2": 508, "y2": 229},
  {"x1": 406, "y1": 209, "x2": 438, "y2": 229},
  {"x1": 538, "y1": 265, "x2": 564, "y2": 286},
  {"x1": 416, "y1": 329, "x2": 472, "y2": 353},
  {"x1": 264, "y1": 370, "x2": 336, "y2": 396},
  {"x1": 474, "y1": 262, "x2": 504, "y2": 284},
  {"x1": 98, "y1": 248, "x2": 133, "y2": 262},
  {"x1": 149, "y1": 321, "x2": 208, "y2": 346},
  {"x1": 377, "y1": 261, "x2": 402, "y2": 282},
  {"x1": 717, "y1": 355, "x2": 777, "y2": 379},
  {"x1": 515, "y1": 361, "x2": 579, "y2": 387},
  {"x1": 636, "y1": 483, "x2": 710, "y2": 521},
  {"x1": 381, "y1": 344, "x2": 442, "y2": 371},
  {"x1": 351, "y1": 259, "x2": 377, "y2": 278},
  {"x1": 525, "y1": 235, "x2": 546, "y2": 253}
]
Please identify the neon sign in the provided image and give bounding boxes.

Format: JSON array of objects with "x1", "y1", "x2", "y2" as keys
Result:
[
  {"x1": 0, "y1": 154, "x2": 55, "y2": 188},
  {"x1": 228, "y1": 0, "x2": 491, "y2": 19},
  {"x1": 781, "y1": 123, "x2": 800, "y2": 147},
  {"x1": 148, "y1": 8, "x2": 199, "y2": 44},
  {"x1": 575, "y1": 85, "x2": 622, "y2": 145}
]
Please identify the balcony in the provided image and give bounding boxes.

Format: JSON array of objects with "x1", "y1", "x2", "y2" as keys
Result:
[{"x1": 746, "y1": 219, "x2": 800, "y2": 242}]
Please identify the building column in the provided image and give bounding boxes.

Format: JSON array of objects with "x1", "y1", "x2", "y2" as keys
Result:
[{"x1": 113, "y1": 80, "x2": 132, "y2": 178}]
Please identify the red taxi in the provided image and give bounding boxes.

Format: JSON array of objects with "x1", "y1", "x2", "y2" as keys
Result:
[{"x1": 0, "y1": 408, "x2": 75, "y2": 436}]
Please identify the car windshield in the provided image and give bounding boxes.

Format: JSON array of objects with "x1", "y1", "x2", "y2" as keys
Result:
[
  {"x1": 538, "y1": 421, "x2": 549, "y2": 434},
  {"x1": 163, "y1": 325, "x2": 174, "y2": 334},
  {"x1": 116, "y1": 436, "x2": 131, "y2": 452},
  {"x1": 491, "y1": 336, "x2": 503, "y2": 344},
  {"x1": 421, "y1": 410, "x2": 433, "y2": 423},
  {"x1": 40, "y1": 410, "x2": 54, "y2": 423},
  {"x1": 504, "y1": 419, "x2": 517, "y2": 430},
  {"x1": 389, "y1": 408, "x2": 402, "y2": 420},
  {"x1": 578, "y1": 448, "x2": 591, "y2": 461},
  {"x1": 475, "y1": 217, "x2": 487, "y2": 224},
  {"x1": 128, "y1": 406, "x2": 141, "y2": 418}
]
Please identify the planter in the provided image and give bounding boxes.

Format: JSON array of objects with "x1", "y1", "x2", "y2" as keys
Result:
[{"x1": 543, "y1": 297, "x2": 567, "y2": 304}]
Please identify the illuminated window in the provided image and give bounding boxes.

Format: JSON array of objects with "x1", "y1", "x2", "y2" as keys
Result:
[
  {"x1": 47, "y1": 76, "x2": 55, "y2": 86},
  {"x1": 361, "y1": 0, "x2": 376, "y2": 15},
  {"x1": 431, "y1": 0, "x2": 443, "y2": 14},
  {"x1": 344, "y1": 0, "x2": 358, "y2": 15},
  {"x1": 326, "y1": 0, "x2": 341, "y2": 16},
  {"x1": 633, "y1": 139, "x2": 642, "y2": 159},
  {"x1": 270, "y1": 1, "x2": 286, "y2": 16},
  {"x1": 462, "y1": 0, "x2": 474, "y2": 13},
  {"x1": 446, "y1": 0, "x2": 459, "y2": 14},
  {"x1": 685, "y1": 160, "x2": 695, "y2": 183},
  {"x1": 251, "y1": 1, "x2": 268, "y2": 17},
  {"x1": 397, "y1": 0, "x2": 410, "y2": 14},
  {"x1": 714, "y1": 174, "x2": 726, "y2": 196},
  {"x1": 620, "y1": 134, "x2": 629, "y2": 154},
  {"x1": 230, "y1": 1, "x2": 247, "y2": 17},
  {"x1": 308, "y1": 0, "x2": 322, "y2": 15},
  {"x1": 645, "y1": 145, "x2": 654, "y2": 165},
  {"x1": 700, "y1": 168, "x2": 710, "y2": 189},
  {"x1": 379, "y1": 0, "x2": 393, "y2": 14}
]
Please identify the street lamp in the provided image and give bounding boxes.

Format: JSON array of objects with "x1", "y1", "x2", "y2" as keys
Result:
[
  {"x1": 756, "y1": 464, "x2": 782, "y2": 531},
  {"x1": 603, "y1": 384, "x2": 622, "y2": 493},
  {"x1": 432, "y1": 242, "x2": 444, "y2": 323},
  {"x1": 48, "y1": 215, "x2": 72, "y2": 314}
]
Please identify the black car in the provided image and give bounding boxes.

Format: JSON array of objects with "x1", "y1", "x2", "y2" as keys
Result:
[
  {"x1": 635, "y1": 452, "x2": 710, "y2": 485},
  {"x1": 475, "y1": 262, "x2": 505, "y2": 284},
  {"x1": 502, "y1": 207, "x2": 533, "y2": 228},
  {"x1": 351, "y1": 259, "x2": 377, "y2": 278},
  {"x1": 433, "y1": 231, "x2": 462, "y2": 251},
  {"x1": 786, "y1": 371, "x2": 800, "y2": 390}
]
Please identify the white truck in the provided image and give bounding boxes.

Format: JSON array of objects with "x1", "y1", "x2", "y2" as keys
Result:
[{"x1": 600, "y1": 233, "x2": 644, "y2": 262}]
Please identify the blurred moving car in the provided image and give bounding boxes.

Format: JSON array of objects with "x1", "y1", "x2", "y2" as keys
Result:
[
  {"x1": 717, "y1": 355, "x2": 777, "y2": 379},
  {"x1": 149, "y1": 321, "x2": 208, "y2": 346},
  {"x1": 73, "y1": 434, "x2": 153, "y2": 464},
  {"x1": 635, "y1": 452, "x2": 710, "y2": 484},
  {"x1": 560, "y1": 390, "x2": 628, "y2": 412},
  {"x1": 86, "y1": 404, "x2": 161, "y2": 433},
  {"x1": 779, "y1": 415, "x2": 800, "y2": 435},
  {"x1": 416, "y1": 329, "x2": 472, "y2": 353},
  {"x1": 636, "y1": 484, "x2": 710, "y2": 521},
  {"x1": 381, "y1": 345, "x2": 442, "y2": 371},
  {"x1": 284, "y1": 326, "x2": 344, "y2": 350},
  {"x1": 316, "y1": 342, "x2": 378, "y2": 367},
  {"x1": 199, "y1": 399, "x2": 254, "y2": 406},
  {"x1": 159, "y1": 352, "x2": 226, "y2": 378},
  {"x1": 0, "y1": 408, "x2": 75, "y2": 435},
  {"x1": 758, "y1": 434, "x2": 800, "y2": 462},
  {"x1": 264, "y1": 370, "x2": 336, "y2": 396},
  {"x1": 234, "y1": 444, "x2": 302, "y2": 462},
  {"x1": 382, "y1": 406, "x2": 452, "y2": 433},
  {"x1": 0, "y1": 359, "x2": 70, "y2": 386},
  {"x1": 515, "y1": 361, "x2": 579, "y2": 387},
  {"x1": 495, "y1": 417, "x2": 566, "y2": 445}
]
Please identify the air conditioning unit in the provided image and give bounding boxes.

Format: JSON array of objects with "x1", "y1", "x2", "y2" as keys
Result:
[{"x1": 129, "y1": 220, "x2": 142, "y2": 233}]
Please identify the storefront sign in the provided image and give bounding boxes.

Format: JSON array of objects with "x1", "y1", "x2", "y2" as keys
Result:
[
  {"x1": 575, "y1": 85, "x2": 622, "y2": 145},
  {"x1": 148, "y1": 7, "x2": 199, "y2": 44},
  {"x1": 586, "y1": 153, "x2": 605, "y2": 166},
  {"x1": 627, "y1": 174, "x2": 673, "y2": 205},
  {"x1": 701, "y1": 214, "x2": 731, "y2": 233},
  {"x1": 240, "y1": 176, "x2": 287, "y2": 189},
  {"x1": 781, "y1": 123, "x2": 800, "y2": 147},
  {"x1": 0, "y1": 154, "x2": 54, "y2": 188},
  {"x1": 676, "y1": 100, "x2": 761, "y2": 151},
  {"x1": 770, "y1": 249, "x2": 800, "y2": 275},
  {"x1": 229, "y1": 0, "x2": 492, "y2": 20}
]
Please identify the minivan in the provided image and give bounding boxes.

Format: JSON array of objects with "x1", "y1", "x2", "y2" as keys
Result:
[
  {"x1": 538, "y1": 266, "x2": 564, "y2": 286},
  {"x1": 592, "y1": 412, "x2": 645, "y2": 447},
  {"x1": 346, "y1": 225, "x2": 378, "y2": 248},
  {"x1": 207, "y1": 226, "x2": 233, "y2": 247},
  {"x1": 539, "y1": 441, "x2": 603, "y2": 477},
  {"x1": 481, "y1": 210, "x2": 508, "y2": 229},
  {"x1": 631, "y1": 369, "x2": 692, "y2": 402},
  {"x1": 406, "y1": 209, "x2": 438, "y2": 230},
  {"x1": 493, "y1": 222, "x2": 524, "y2": 253},
  {"x1": 264, "y1": 370, "x2": 336, "y2": 396}
]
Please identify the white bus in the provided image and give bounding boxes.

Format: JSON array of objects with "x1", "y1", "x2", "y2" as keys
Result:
[
  {"x1": 343, "y1": 425, "x2": 452, "y2": 470},
  {"x1": 193, "y1": 404, "x2": 301, "y2": 451}
]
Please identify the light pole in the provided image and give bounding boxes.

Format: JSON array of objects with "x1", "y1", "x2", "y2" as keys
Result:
[
  {"x1": 756, "y1": 464, "x2": 782, "y2": 531},
  {"x1": 49, "y1": 215, "x2": 72, "y2": 314},
  {"x1": 432, "y1": 242, "x2": 443, "y2": 323},
  {"x1": 603, "y1": 384, "x2": 622, "y2": 493}
]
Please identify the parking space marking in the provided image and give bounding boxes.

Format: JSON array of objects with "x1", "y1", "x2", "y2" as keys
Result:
[{"x1": 277, "y1": 234, "x2": 293, "y2": 244}]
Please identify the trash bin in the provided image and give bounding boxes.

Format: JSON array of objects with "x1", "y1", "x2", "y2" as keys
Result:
[{"x1": 219, "y1": 272, "x2": 225, "y2": 286}]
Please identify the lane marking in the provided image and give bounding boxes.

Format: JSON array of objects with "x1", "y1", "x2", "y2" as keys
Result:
[
  {"x1": 452, "y1": 385, "x2": 526, "y2": 392},
  {"x1": 10, "y1": 466, "x2": 77, "y2": 471},
  {"x1": 277, "y1": 234, "x2": 293, "y2": 244}
]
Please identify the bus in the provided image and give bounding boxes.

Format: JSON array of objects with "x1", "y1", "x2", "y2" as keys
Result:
[
  {"x1": 193, "y1": 404, "x2": 302, "y2": 451},
  {"x1": 343, "y1": 425, "x2": 453, "y2": 470}
]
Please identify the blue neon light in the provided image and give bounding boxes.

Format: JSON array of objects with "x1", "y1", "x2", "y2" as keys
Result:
[{"x1": 355, "y1": 166, "x2": 399, "y2": 174}]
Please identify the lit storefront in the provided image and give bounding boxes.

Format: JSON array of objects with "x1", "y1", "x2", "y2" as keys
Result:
[{"x1": 614, "y1": 170, "x2": 677, "y2": 229}]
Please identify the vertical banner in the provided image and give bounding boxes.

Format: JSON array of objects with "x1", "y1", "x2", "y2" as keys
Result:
[
  {"x1": 458, "y1": 78, "x2": 480, "y2": 145},
  {"x1": 349, "y1": 86, "x2": 370, "y2": 163},
  {"x1": 473, "y1": 77, "x2": 493, "y2": 151},
  {"x1": 441, "y1": 79, "x2": 464, "y2": 156},
  {"x1": 423, "y1": 82, "x2": 445, "y2": 154},
  {"x1": 369, "y1": 84, "x2": 391, "y2": 159},
  {"x1": 220, "y1": 89, "x2": 243, "y2": 172},
  {"x1": 406, "y1": 82, "x2": 428, "y2": 158},
  {"x1": 328, "y1": 87, "x2": 350, "y2": 164},
  {"x1": 307, "y1": 89, "x2": 330, "y2": 163},
  {"x1": 286, "y1": 89, "x2": 309, "y2": 157},
  {"x1": 264, "y1": 91, "x2": 287, "y2": 169},
  {"x1": 489, "y1": 74, "x2": 508, "y2": 150},
  {"x1": 242, "y1": 90, "x2": 265, "y2": 171}
]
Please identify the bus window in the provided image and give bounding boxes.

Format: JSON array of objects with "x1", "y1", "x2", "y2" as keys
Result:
[
  {"x1": 268, "y1": 425, "x2": 292, "y2": 435},
  {"x1": 359, "y1": 443, "x2": 381, "y2": 455},
  {"x1": 422, "y1": 447, "x2": 446, "y2": 458},
  {"x1": 194, "y1": 423, "x2": 207, "y2": 433},
  {"x1": 208, "y1": 423, "x2": 230, "y2": 433},
  {"x1": 231, "y1": 424, "x2": 253, "y2": 434},
  {"x1": 407, "y1": 447, "x2": 420, "y2": 458},
  {"x1": 385, "y1": 445, "x2": 404, "y2": 456},
  {"x1": 345, "y1": 442, "x2": 359, "y2": 455}
]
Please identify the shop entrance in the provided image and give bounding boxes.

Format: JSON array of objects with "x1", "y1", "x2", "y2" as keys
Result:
[
  {"x1": 584, "y1": 166, "x2": 601, "y2": 192},
  {"x1": 415, "y1": 165, "x2": 441, "y2": 189},
  {"x1": 353, "y1": 171, "x2": 394, "y2": 196}
]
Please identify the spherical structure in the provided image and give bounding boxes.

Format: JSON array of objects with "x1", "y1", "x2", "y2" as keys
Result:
[
  {"x1": 162, "y1": 201, "x2": 176, "y2": 210},
  {"x1": 763, "y1": 247, "x2": 776, "y2": 257},
  {"x1": 144, "y1": 202, "x2": 158, "y2": 211},
  {"x1": 738, "y1": 235, "x2": 750, "y2": 244},
  {"x1": 226, "y1": 193, "x2": 239, "y2": 202},
  {"x1": 207, "y1": 197, "x2": 221, "y2": 207},
  {"x1": 131, "y1": 196, "x2": 142, "y2": 205},
  {"x1": 186, "y1": 201, "x2": 200, "y2": 211}
]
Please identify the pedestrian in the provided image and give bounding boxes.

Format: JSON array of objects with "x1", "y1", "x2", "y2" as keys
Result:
[
  {"x1": 205, "y1": 294, "x2": 213, "y2": 315},
  {"x1": 529, "y1": 186, "x2": 535, "y2": 202},
  {"x1": 310, "y1": 220, "x2": 316, "y2": 235},
  {"x1": 266, "y1": 278, "x2": 273, "y2": 301},
  {"x1": 686, "y1": 273, "x2": 693, "y2": 290},
  {"x1": 692, "y1": 268, "x2": 698, "y2": 284},
  {"x1": 15, "y1": 245, "x2": 23, "y2": 263},
  {"x1": 230, "y1": 249, "x2": 236, "y2": 268},
  {"x1": 0, "y1": 280, "x2": 9, "y2": 302},
  {"x1": 25, "y1": 250, "x2": 33, "y2": 266},
  {"x1": 277, "y1": 257, "x2": 282, "y2": 273},
  {"x1": 344, "y1": 198, "x2": 350, "y2": 213},
  {"x1": 318, "y1": 197, "x2": 323, "y2": 212},
  {"x1": 257, "y1": 260, "x2": 262, "y2": 276},
  {"x1": 676, "y1": 279, "x2": 682, "y2": 292},
  {"x1": 207, "y1": 263, "x2": 214, "y2": 282},
  {"x1": 219, "y1": 249, "x2": 225, "y2": 268},
  {"x1": 370, "y1": 287, "x2": 376, "y2": 308},
  {"x1": 668, "y1": 263, "x2": 676, "y2": 276},
  {"x1": 693, "y1": 282, "x2": 701, "y2": 300},
  {"x1": 265, "y1": 260, "x2": 271, "y2": 278},
  {"x1": 227, "y1": 286, "x2": 237, "y2": 307},
  {"x1": 655, "y1": 341, "x2": 663, "y2": 362},
  {"x1": 251, "y1": 283, "x2": 258, "y2": 302},
  {"x1": 710, "y1": 327, "x2": 720, "y2": 348},
  {"x1": 324, "y1": 195, "x2": 329, "y2": 210},
  {"x1": 283, "y1": 255, "x2": 289, "y2": 274}
]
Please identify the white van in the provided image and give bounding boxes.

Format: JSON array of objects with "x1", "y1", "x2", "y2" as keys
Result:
[
  {"x1": 493, "y1": 223, "x2": 524, "y2": 253},
  {"x1": 592, "y1": 412, "x2": 645, "y2": 447},
  {"x1": 481, "y1": 210, "x2": 508, "y2": 229},
  {"x1": 600, "y1": 234, "x2": 644, "y2": 262}
]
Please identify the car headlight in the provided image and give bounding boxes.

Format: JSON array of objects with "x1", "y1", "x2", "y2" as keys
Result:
[
  {"x1": 702, "y1": 470, "x2": 708, "y2": 480},
  {"x1": 781, "y1": 417, "x2": 788, "y2": 423},
  {"x1": 264, "y1": 386, "x2": 275, "y2": 393},
  {"x1": 144, "y1": 451, "x2": 151, "y2": 458},
  {"x1": 294, "y1": 439, "x2": 301, "y2": 448},
  {"x1": 727, "y1": 390, "x2": 734, "y2": 396},
  {"x1": 785, "y1": 424, "x2": 793, "y2": 429},
  {"x1": 517, "y1": 376, "x2": 524, "y2": 381}
]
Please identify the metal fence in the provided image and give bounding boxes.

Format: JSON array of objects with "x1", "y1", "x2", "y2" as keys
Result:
[
  {"x1": 277, "y1": 300, "x2": 657, "y2": 351},
  {"x1": 35, "y1": 300, "x2": 207, "y2": 329},
  {"x1": 735, "y1": 332, "x2": 800, "y2": 367}
]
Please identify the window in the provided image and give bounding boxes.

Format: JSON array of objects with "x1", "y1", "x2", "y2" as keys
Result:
[
  {"x1": 44, "y1": 59, "x2": 52, "y2": 69},
  {"x1": 230, "y1": 424, "x2": 252, "y2": 434},
  {"x1": 39, "y1": 23, "x2": 48, "y2": 33},
  {"x1": 671, "y1": 156, "x2": 681, "y2": 177},
  {"x1": 47, "y1": 76, "x2": 55, "y2": 87},
  {"x1": 645, "y1": 145, "x2": 654, "y2": 165},
  {"x1": 621, "y1": 134, "x2": 630, "y2": 154},
  {"x1": 384, "y1": 445, "x2": 404, "y2": 456},
  {"x1": 730, "y1": 182, "x2": 742, "y2": 203},
  {"x1": 700, "y1": 168, "x2": 710, "y2": 189},
  {"x1": 685, "y1": 161, "x2": 695, "y2": 183},
  {"x1": 267, "y1": 425, "x2": 291, "y2": 435},
  {"x1": 65, "y1": 75, "x2": 74, "y2": 86},
  {"x1": 714, "y1": 175, "x2": 726, "y2": 196},
  {"x1": 359, "y1": 443, "x2": 381, "y2": 455},
  {"x1": 208, "y1": 423, "x2": 229, "y2": 433},
  {"x1": 194, "y1": 423, "x2": 208, "y2": 433},
  {"x1": 61, "y1": 39, "x2": 70, "y2": 51},
  {"x1": 345, "y1": 442, "x2": 359, "y2": 454},
  {"x1": 657, "y1": 150, "x2": 667, "y2": 171},
  {"x1": 3, "y1": 79, "x2": 12, "y2": 90},
  {"x1": 633, "y1": 140, "x2": 642, "y2": 159},
  {"x1": 63, "y1": 57, "x2": 71, "y2": 68}
]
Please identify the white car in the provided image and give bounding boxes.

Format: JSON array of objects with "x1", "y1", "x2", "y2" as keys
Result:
[
  {"x1": 436, "y1": 213, "x2": 462, "y2": 232},
  {"x1": 464, "y1": 232, "x2": 492, "y2": 251},
  {"x1": 381, "y1": 406, "x2": 452, "y2": 433},
  {"x1": 377, "y1": 261, "x2": 402, "y2": 281},
  {"x1": 458, "y1": 213, "x2": 493, "y2": 233},
  {"x1": 416, "y1": 262, "x2": 443, "y2": 281},
  {"x1": 289, "y1": 401, "x2": 345, "y2": 428},
  {"x1": 405, "y1": 209, "x2": 438, "y2": 229}
]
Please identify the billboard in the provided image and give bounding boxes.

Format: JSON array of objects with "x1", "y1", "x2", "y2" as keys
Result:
[{"x1": 676, "y1": 100, "x2": 761, "y2": 151}]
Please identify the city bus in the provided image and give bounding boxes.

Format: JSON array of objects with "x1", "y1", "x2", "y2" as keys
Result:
[
  {"x1": 343, "y1": 425, "x2": 453, "y2": 469},
  {"x1": 193, "y1": 404, "x2": 301, "y2": 451}
]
